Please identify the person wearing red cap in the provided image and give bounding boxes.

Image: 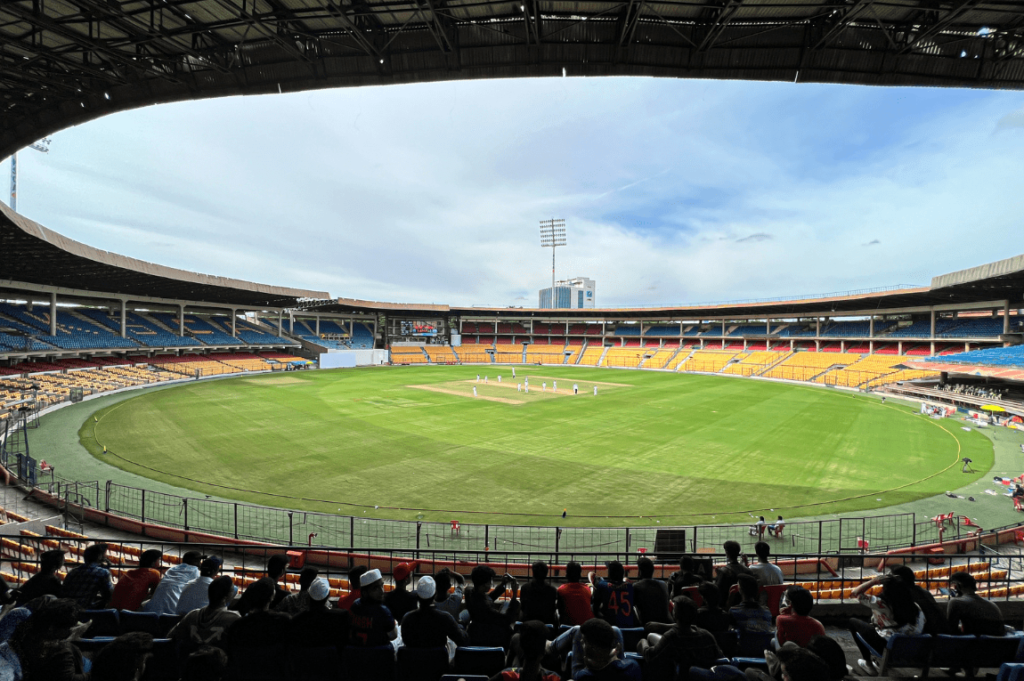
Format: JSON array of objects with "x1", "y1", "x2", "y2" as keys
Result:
[{"x1": 384, "y1": 562, "x2": 419, "y2": 623}]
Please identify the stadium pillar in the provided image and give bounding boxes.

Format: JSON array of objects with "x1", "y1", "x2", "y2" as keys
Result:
[
  {"x1": 316, "y1": 316, "x2": 320, "y2": 335},
  {"x1": 930, "y1": 310, "x2": 936, "y2": 338},
  {"x1": 49, "y1": 291, "x2": 56, "y2": 336},
  {"x1": 119, "y1": 299, "x2": 126, "y2": 338},
  {"x1": 277, "y1": 310, "x2": 283, "y2": 338},
  {"x1": 816, "y1": 318, "x2": 820, "y2": 336},
  {"x1": 869, "y1": 316, "x2": 874, "y2": 338},
  {"x1": 230, "y1": 309, "x2": 236, "y2": 336},
  {"x1": 1004, "y1": 301, "x2": 1011, "y2": 335},
  {"x1": 178, "y1": 304, "x2": 185, "y2": 336}
]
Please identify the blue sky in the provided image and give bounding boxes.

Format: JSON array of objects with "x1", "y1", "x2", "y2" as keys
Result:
[{"x1": 5, "y1": 76, "x2": 1024, "y2": 308}]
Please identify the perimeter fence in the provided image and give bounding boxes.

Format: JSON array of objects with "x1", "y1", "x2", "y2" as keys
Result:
[{"x1": 21, "y1": 479, "x2": 972, "y2": 560}]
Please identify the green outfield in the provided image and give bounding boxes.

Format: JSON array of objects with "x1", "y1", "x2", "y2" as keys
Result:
[{"x1": 78, "y1": 366, "x2": 993, "y2": 526}]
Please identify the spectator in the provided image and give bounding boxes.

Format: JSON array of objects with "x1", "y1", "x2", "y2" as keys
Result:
[
  {"x1": 466, "y1": 566, "x2": 520, "y2": 648},
  {"x1": 745, "y1": 645, "x2": 831, "y2": 681},
  {"x1": 335, "y1": 566, "x2": 367, "y2": 611},
  {"x1": 89, "y1": 632, "x2": 153, "y2": 681},
  {"x1": 632, "y1": 557, "x2": 671, "y2": 625},
  {"x1": 176, "y1": 556, "x2": 224, "y2": 616},
  {"x1": 557, "y1": 561, "x2": 593, "y2": 627},
  {"x1": 169, "y1": 576, "x2": 240, "y2": 649},
  {"x1": 433, "y1": 568, "x2": 466, "y2": 621},
  {"x1": 848, "y1": 576, "x2": 924, "y2": 676},
  {"x1": 637, "y1": 596, "x2": 721, "y2": 679},
  {"x1": 401, "y1": 575, "x2": 468, "y2": 660},
  {"x1": 591, "y1": 561, "x2": 637, "y2": 628},
  {"x1": 488, "y1": 620, "x2": 559, "y2": 681},
  {"x1": 694, "y1": 583, "x2": 731, "y2": 635},
  {"x1": 947, "y1": 571, "x2": 1004, "y2": 636},
  {"x1": 265, "y1": 555, "x2": 290, "y2": 609},
  {"x1": 749, "y1": 542, "x2": 783, "y2": 586},
  {"x1": 180, "y1": 646, "x2": 228, "y2": 681},
  {"x1": 143, "y1": 551, "x2": 203, "y2": 615},
  {"x1": 15, "y1": 549, "x2": 64, "y2": 606},
  {"x1": 519, "y1": 561, "x2": 558, "y2": 626},
  {"x1": 889, "y1": 565, "x2": 949, "y2": 635},
  {"x1": 806, "y1": 636, "x2": 849, "y2": 681},
  {"x1": 289, "y1": 577, "x2": 349, "y2": 647},
  {"x1": 223, "y1": 578, "x2": 291, "y2": 652},
  {"x1": 349, "y1": 569, "x2": 398, "y2": 647},
  {"x1": 774, "y1": 587, "x2": 824, "y2": 648},
  {"x1": 275, "y1": 567, "x2": 318, "y2": 616},
  {"x1": 60, "y1": 543, "x2": 113, "y2": 610},
  {"x1": 575, "y1": 618, "x2": 642, "y2": 681},
  {"x1": 768, "y1": 516, "x2": 785, "y2": 538},
  {"x1": 729, "y1": 575, "x2": 771, "y2": 635},
  {"x1": 668, "y1": 556, "x2": 704, "y2": 597},
  {"x1": 110, "y1": 550, "x2": 163, "y2": 612},
  {"x1": 8, "y1": 598, "x2": 90, "y2": 681},
  {"x1": 715, "y1": 541, "x2": 753, "y2": 604},
  {"x1": 383, "y1": 562, "x2": 419, "y2": 624}
]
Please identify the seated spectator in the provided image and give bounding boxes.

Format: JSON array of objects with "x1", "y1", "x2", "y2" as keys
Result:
[
  {"x1": 433, "y1": 568, "x2": 466, "y2": 621},
  {"x1": 575, "y1": 618, "x2": 641, "y2": 681},
  {"x1": 15, "y1": 549, "x2": 64, "y2": 606},
  {"x1": 749, "y1": 542, "x2": 783, "y2": 586},
  {"x1": 848, "y1": 575, "x2": 924, "y2": 676},
  {"x1": 275, "y1": 567, "x2": 318, "y2": 616},
  {"x1": 169, "y1": 576, "x2": 240, "y2": 649},
  {"x1": 632, "y1": 557, "x2": 671, "y2": 625},
  {"x1": 176, "y1": 556, "x2": 224, "y2": 616},
  {"x1": 289, "y1": 577, "x2": 349, "y2": 647},
  {"x1": 335, "y1": 565, "x2": 367, "y2": 612},
  {"x1": 143, "y1": 551, "x2": 203, "y2": 614},
  {"x1": 729, "y1": 575, "x2": 771, "y2": 635},
  {"x1": 889, "y1": 565, "x2": 949, "y2": 635},
  {"x1": 265, "y1": 555, "x2": 291, "y2": 609},
  {"x1": 89, "y1": 631, "x2": 153, "y2": 681},
  {"x1": 695, "y1": 583, "x2": 731, "y2": 635},
  {"x1": 401, "y1": 575, "x2": 468, "y2": 660},
  {"x1": 744, "y1": 645, "x2": 830, "y2": 681},
  {"x1": 180, "y1": 646, "x2": 228, "y2": 681},
  {"x1": 768, "y1": 516, "x2": 785, "y2": 538},
  {"x1": 8, "y1": 598, "x2": 90, "y2": 681},
  {"x1": 669, "y1": 556, "x2": 704, "y2": 597},
  {"x1": 557, "y1": 562, "x2": 592, "y2": 627},
  {"x1": 466, "y1": 566, "x2": 520, "y2": 648},
  {"x1": 223, "y1": 578, "x2": 291, "y2": 653},
  {"x1": 774, "y1": 587, "x2": 823, "y2": 648},
  {"x1": 715, "y1": 541, "x2": 753, "y2": 606},
  {"x1": 489, "y1": 620, "x2": 559, "y2": 681},
  {"x1": 947, "y1": 571, "x2": 1004, "y2": 636},
  {"x1": 637, "y1": 596, "x2": 721, "y2": 679},
  {"x1": 383, "y1": 562, "x2": 419, "y2": 624},
  {"x1": 60, "y1": 543, "x2": 113, "y2": 609},
  {"x1": 349, "y1": 569, "x2": 398, "y2": 647},
  {"x1": 519, "y1": 561, "x2": 558, "y2": 626},
  {"x1": 109, "y1": 550, "x2": 163, "y2": 611},
  {"x1": 806, "y1": 636, "x2": 849, "y2": 681},
  {"x1": 591, "y1": 561, "x2": 637, "y2": 628}
]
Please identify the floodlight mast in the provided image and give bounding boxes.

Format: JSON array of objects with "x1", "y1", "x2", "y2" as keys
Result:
[
  {"x1": 539, "y1": 218, "x2": 567, "y2": 310},
  {"x1": 9, "y1": 137, "x2": 51, "y2": 213}
]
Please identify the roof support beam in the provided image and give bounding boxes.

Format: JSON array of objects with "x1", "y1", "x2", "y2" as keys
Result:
[
  {"x1": 696, "y1": 0, "x2": 744, "y2": 52},
  {"x1": 898, "y1": 0, "x2": 988, "y2": 55}
]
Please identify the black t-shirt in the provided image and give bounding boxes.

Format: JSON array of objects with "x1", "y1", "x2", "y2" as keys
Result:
[
  {"x1": 401, "y1": 605, "x2": 469, "y2": 648},
  {"x1": 714, "y1": 562, "x2": 753, "y2": 603},
  {"x1": 519, "y1": 581, "x2": 558, "y2": 625},
  {"x1": 668, "y1": 571, "x2": 704, "y2": 597},
  {"x1": 289, "y1": 607, "x2": 350, "y2": 648},
  {"x1": 466, "y1": 591, "x2": 519, "y2": 648},
  {"x1": 911, "y1": 585, "x2": 950, "y2": 635},
  {"x1": 632, "y1": 579, "x2": 671, "y2": 625},
  {"x1": 224, "y1": 610, "x2": 292, "y2": 651},
  {"x1": 643, "y1": 625, "x2": 722, "y2": 676},
  {"x1": 384, "y1": 587, "x2": 420, "y2": 625},
  {"x1": 695, "y1": 606, "x2": 731, "y2": 633},
  {"x1": 16, "y1": 573, "x2": 62, "y2": 606}
]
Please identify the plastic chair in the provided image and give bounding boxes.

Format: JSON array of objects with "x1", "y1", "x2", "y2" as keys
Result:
[
  {"x1": 677, "y1": 586, "x2": 703, "y2": 607},
  {"x1": 289, "y1": 645, "x2": 341, "y2": 681},
  {"x1": 82, "y1": 609, "x2": 121, "y2": 637},
  {"x1": 620, "y1": 627, "x2": 645, "y2": 653},
  {"x1": 341, "y1": 645, "x2": 397, "y2": 681},
  {"x1": 157, "y1": 613, "x2": 183, "y2": 637},
  {"x1": 120, "y1": 610, "x2": 163, "y2": 636},
  {"x1": 974, "y1": 636, "x2": 1024, "y2": 671},
  {"x1": 713, "y1": 631, "x2": 737, "y2": 659},
  {"x1": 453, "y1": 646, "x2": 507, "y2": 677},
  {"x1": 140, "y1": 639, "x2": 178, "y2": 681},
  {"x1": 997, "y1": 663, "x2": 1024, "y2": 681},
  {"x1": 761, "y1": 585, "x2": 788, "y2": 619},
  {"x1": 929, "y1": 634, "x2": 976, "y2": 671},
  {"x1": 854, "y1": 632, "x2": 932, "y2": 676},
  {"x1": 397, "y1": 646, "x2": 451, "y2": 681},
  {"x1": 735, "y1": 630, "x2": 773, "y2": 658}
]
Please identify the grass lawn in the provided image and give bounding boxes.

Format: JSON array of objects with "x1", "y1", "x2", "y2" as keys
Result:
[{"x1": 78, "y1": 366, "x2": 993, "y2": 526}]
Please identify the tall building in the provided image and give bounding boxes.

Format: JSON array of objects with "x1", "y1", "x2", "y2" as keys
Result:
[{"x1": 539, "y1": 277, "x2": 595, "y2": 309}]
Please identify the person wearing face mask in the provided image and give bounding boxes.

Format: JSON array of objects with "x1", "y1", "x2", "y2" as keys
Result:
[{"x1": 168, "y1": 576, "x2": 240, "y2": 650}]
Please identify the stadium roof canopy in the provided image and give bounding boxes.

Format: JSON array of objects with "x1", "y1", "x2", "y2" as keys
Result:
[
  {"x1": 0, "y1": 202, "x2": 328, "y2": 307},
  {"x1": 306, "y1": 253, "x2": 1024, "y2": 318},
  {"x1": 3, "y1": 0, "x2": 1024, "y2": 158}
]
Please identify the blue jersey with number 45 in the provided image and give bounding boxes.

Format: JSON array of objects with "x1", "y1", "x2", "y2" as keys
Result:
[{"x1": 593, "y1": 579, "x2": 635, "y2": 628}]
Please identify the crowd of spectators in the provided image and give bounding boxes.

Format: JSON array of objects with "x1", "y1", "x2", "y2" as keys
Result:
[
  {"x1": 939, "y1": 383, "x2": 1010, "y2": 400},
  {"x1": 0, "y1": 540, "x2": 1011, "y2": 681}
]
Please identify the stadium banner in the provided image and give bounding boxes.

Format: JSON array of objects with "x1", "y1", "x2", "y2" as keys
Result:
[
  {"x1": 401, "y1": 320, "x2": 438, "y2": 337},
  {"x1": 321, "y1": 350, "x2": 388, "y2": 368}
]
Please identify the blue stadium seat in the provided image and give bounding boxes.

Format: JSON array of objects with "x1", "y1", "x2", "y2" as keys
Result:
[
  {"x1": 120, "y1": 610, "x2": 162, "y2": 636},
  {"x1": 396, "y1": 646, "x2": 451, "y2": 681},
  {"x1": 734, "y1": 630, "x2": 773, "y2": 658},
  {"x1": 854, "y1": 632, "x2": 932, "y2": 676},
  {"x1": 619, "y1": 627, "x2": 645, "y2": 652},
  {"x1": 928, "y1": 634, "x2": 975, "y2": 671},
  {"x1": 141, "y1": 638, "x2": 179, "y2": 681},
  {"x1": 452, "y1": 646, "x2": 506, "y2": 677},
  {"x1": 998, "y1": 663, "x2": 1024, "y2": 681},
  {"x1": 975, "y1": 635, "x2": 1024, "y2": 670},
  {"x1": 83, "y1": 609, "x2": 120, "y2": 637},
  {"x1": 157, "y1": 613, "x2": 183, "y2": 637}
]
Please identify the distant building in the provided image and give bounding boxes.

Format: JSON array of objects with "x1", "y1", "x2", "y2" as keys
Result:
[{"x1": 539, "y1": 277, "x2": 595, "y2": 309}]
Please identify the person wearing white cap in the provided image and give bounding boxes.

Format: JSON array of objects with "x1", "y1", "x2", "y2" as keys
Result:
[
  {"x1": 349, "y1": 569, "x2": 398, "y2": 647},
  {"x1": 289, "y1": 577, "x2": 349, "y2": 647},
  {"x1": 399, "y1": 575, "x2": 468, "y2": 661}
]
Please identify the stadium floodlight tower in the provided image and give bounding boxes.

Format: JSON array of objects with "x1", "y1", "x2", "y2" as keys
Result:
[
  {"x1": 539, "y1": 218, "x2": 567, "y2": 310},
  {"x1": 9, "y1": 137, "x2": 52, "y2": 212}
]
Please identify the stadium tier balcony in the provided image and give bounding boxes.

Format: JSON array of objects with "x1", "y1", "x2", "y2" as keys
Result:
[
  {"x1": 623, "y1": 339, "x2": 642, "y2": 347},
  {"x1": 81, "y1": 310, "x2": 201, "y2": 348},
  {"x1": 777, "y1": 326, "x2": 816, "y2": 337},
  {"x1": 0, "y1": 333, "x2": 54, "y2": 352},
  {"x1": 613, "y1": 326, "x2": 641, "y2": 336},
  {"x1": 727, "y1": 324, "x2": 771, "y2": 337},
  {"x1": 820, "y1": 321, "x2": 871, "y2": 337},
  {"x1": 349, "y1": 323, "x2": 374, "y2": 349},
  {"x1": 903, "y1": 343, "x2": 932, "y2": 356},
  {"x1": 644, "y1": 325, "x2": 680, "y2": 336},
  {"x1": 925, "y1": 345, "x2": 1024, "y2": 368},
  {"x1": 940, "y1": 317, "x2": 1018, "y2": 338},
  {"x1": 887, "y1": 319, "x2": 933, "y2": 338},
  {"x1": 149, "y1": 313, "x2": 239, "y2": 346},
  {"x1": 846, "y1": 343, "x2": 871, "y2": 353}
]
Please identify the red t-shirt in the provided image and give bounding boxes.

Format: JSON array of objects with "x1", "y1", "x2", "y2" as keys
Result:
[
  {"x1": 775, "y1": 614, "x2": 825, "y2": 648},
  {"x1": 557, "y1": 582, "x2": 593, "y2": 626},
  {"x1": 110, "y1": 568, "x2": 162, "y2": 611},
  {"x1": 335, "y1": 588, "x2": 361, "y2": 612}
]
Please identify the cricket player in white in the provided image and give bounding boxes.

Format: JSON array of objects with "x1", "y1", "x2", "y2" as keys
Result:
[
  {"x1": 473, "y1": 386, "x2": 477, "y2": 397},
  {"x1": 553, "y1": 381, "x2": 557, "y2": 392},
  {"x1": 594, "y1": 385, "x2": 598, "y2": 396},
  {"x1": 573, "y1": 383, "x2": 578, "y2": 395},
  {"x1": 542, "y1": 382, "x2": 546, "y2": 391},
  {"x1": 518, "y1": 383, "x2": 522, "y2": 392}
]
